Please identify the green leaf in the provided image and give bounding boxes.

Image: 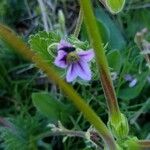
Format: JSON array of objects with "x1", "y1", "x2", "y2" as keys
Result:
[
  {"x1": 29, "y1": 31, "x2": 60, "y2": 61},
  {"x1": 68, "y1": 35, "x2": 90, "y2": 50},
  {"x1": 0, "y1": 115, "x2": 45, "y2": 150},
  {"x1": 97, "y1": 19, "x2": 110, "y2": 44},
  {"x1": 105, "y1": 0, "x2": 125, "y2": 14},
  {"x1": 29, "y1": 31, "x2": 65, "y2": 75},
  {"x1": 123, "y1": 9, "x2": 150, "y2": 39},
  {"x1": 81, "y1": 20, "x2": 110, "y2": 45},
  {"x1": 107, "y1": 50, "x2": 122, "y2": 72},
  {"x1": 95, "y1": 8, "x2": 126, "y2": 50},
  {"x1": 118, "y1": 72, "x2": 149, "y2": 100},
  {"x1": 32, "y1": 92, "x2": 68, "y2": 121}
]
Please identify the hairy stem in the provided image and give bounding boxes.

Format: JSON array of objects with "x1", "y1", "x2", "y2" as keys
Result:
[
  {"x1": 79, "y1": 0, "x2": 121, "y2": 121},
  {"x1": 35, "y1": 130, "x2": 103, "y2": 149},
  {"x1": 35, "y1": 130, "x2": 86, "y2": 139}
]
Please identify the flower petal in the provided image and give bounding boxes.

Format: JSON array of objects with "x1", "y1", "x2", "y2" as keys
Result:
[
  {"x1": 129, "y1": 78, "x2": 137, "y2": 87},
  {"x1": 75, "y1": 60, "x2": 92, "y2": 81},
  {"x1": 77, "y1": 49, "x2": 94, "y2": 62},
  {"x1": 54, "y1": 50, "x2": 67, "y2": 68},
  {"x1": 57, "y1": 40, "x2": 72, "y2": 50},
  {"x1": 66, "y1": 64, "x2": 77, "y2": 82},
  {"x1": 124, "y1": 74, "x2": 133, "y2": 81}
]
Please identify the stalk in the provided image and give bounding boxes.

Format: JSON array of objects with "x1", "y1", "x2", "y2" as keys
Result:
[
  {"x1": 79, "y1": 0, "x2": 121, "y2": 122},
  {"x1": 79, "y1": 0, "x2": 130, "y2": 140},
  {"x1": 0, "y1": 23, "x2": 117, "y2": 150}
]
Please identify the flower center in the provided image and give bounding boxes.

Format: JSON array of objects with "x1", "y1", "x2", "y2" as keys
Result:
[{"x1": 66, "y1": 52, "x2": 79, "y2": 63}]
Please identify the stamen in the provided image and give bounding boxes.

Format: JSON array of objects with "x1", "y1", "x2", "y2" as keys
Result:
[{"x1": 66, "y1": 52, "x2": 79, "y2": 63}]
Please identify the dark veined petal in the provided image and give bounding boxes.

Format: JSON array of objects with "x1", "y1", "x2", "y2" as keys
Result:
[
  {"x1": 75, "y1": 60, "x2": 92, "y2": 81},
  {"x1": 77, "y1": 49, "x2": 94, "y2": 62},
  {"x1": 54, "y1": 50, "x2": 67, "y2": 68},
  {"x1": 66, "y1": 64, "x2": 78, "y2": 82},
  {"x1": 57, "y1": 40, "x2": 72, "y2": 50},
  {"x1": 55, "y1": 40, "x2": 93, "y2": 82}
]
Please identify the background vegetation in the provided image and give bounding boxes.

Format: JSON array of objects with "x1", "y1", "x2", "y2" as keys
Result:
[{"x1": 0, "y1": 0, "x2": 150, "y2": 149}]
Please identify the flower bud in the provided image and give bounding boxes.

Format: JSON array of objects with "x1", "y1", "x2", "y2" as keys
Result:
[{"x1": 108, "y1": 113, "x2": 129, "y2": 139}]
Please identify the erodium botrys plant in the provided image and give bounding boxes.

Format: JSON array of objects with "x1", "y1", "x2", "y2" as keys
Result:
[{"x1": 0, "y1": 0, "x2": 150, "y2": 150}]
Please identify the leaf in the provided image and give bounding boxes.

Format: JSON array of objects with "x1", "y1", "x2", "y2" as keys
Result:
[
  {"x1": 124, "y1": 9, "x2": 150, "y2": 39},
  {"x1": 68, "y1": 35, "x2": 90, "y2": 50},
  {"x1": 118, "y1": 72, "x2": 149, "y2": 100},
  {"x1": 97, "y1": 19, "x2": 110, "y2": 44},
  {"x1": 104, "y1": 0, "x2": 125, "y2": 14},
  {"x1": 32, "y1": 92, "x2": 68, "y2": 121},
  {"x1": 29, "y1": 31, "x2": 65, "y2": 75},
  {"x1": 29, "y1": 31, "x2": 60, "y2": 61},
  {"x1": 95, "y1": 8, "x2": 126, "y2": 50},
  {"x1": 81, "y1": 20, "x2": 110, "y2": 45},
  {"x1": 0, "y1": 115, "x2": 45, "y2": 150},
  {"x1": 107, "y1": 50, "x2": 122, "y2": 72}
]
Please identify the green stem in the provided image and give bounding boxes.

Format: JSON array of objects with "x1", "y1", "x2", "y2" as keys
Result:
[
  {"x1": 34, "y1": 130, "x2": 103, "y2": 149},
  {"x1": 0, "y1": 23, "x2": 117, "y2": 150},
  {"x1": 34, "y1": 130, "x2": 86, "y2": 140},
  {"x1": 79, "y1": 0, "x2": 121, "y2": 120},
  {"x1": 74, "y1": 9, "x2": 83, "y2": 37}
]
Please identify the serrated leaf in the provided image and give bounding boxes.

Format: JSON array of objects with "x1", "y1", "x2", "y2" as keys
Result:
[
  {"x1": 29, "y1": 31, "x2": 60, "y2": 61},
  {"x1": 32, "y1": 92, "x2": 68, "y2": 121},
  {"x1": 68, "y1": 35, "x2": 90, "y2": 50},
  {"x1": 28, "y1": 31, "x2": 65, "y2": 75}
]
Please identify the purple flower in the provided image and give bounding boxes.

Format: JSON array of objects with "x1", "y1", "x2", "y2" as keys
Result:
[
  {"x1": 124, "y1": 74, "x2": 133, "y2": 81},
  {"x1": 124, "y1": 74, "x2": 137, "y2": 87},
  {"x1": 54, "y1": 40, "x2": 94, "y2": 82},
  {"x1": 129, "y1": 78, "x2": 137, "y2": 87}
]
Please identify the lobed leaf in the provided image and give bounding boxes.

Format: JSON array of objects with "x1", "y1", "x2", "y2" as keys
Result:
[{"x1": 29, "y1": 31, "x2": 60, "y2": 61}]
